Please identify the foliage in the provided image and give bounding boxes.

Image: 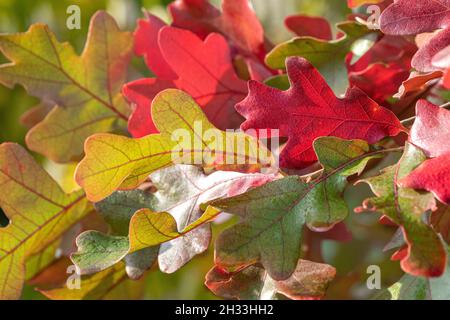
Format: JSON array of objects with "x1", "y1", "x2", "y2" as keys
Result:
[{"x1": 0, "y1": 0, "x2": 449, "y2": 300}]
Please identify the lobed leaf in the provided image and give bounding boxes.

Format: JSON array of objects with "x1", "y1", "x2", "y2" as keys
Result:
[
  {"x1": 204, "y1": 137, "x2": 387, "y2": 280},
  {"x1": 0, "y1": 143, "x2": 88, "y2": 299},
  {"x1": 125, "y1": 25, "x2": 247, "y2": 137},
  {"x1": 73, "y1": 165, "x2": 275, "y2": 275},
  {"x1": 380, "y1": 0, "x2": 450, "y2": 35},
  {"x1": 236, "y1": 57, "x2": 404, "y2": 169},
  {"x1": 205, "y1": 259, "x2": 336, "y2": 300},
  {"x1": 0, "y1": 11, "x2": 133, "y2": 163},
  {"x1": 356, "y1": 143, "x2": 446, "y2": 277}
]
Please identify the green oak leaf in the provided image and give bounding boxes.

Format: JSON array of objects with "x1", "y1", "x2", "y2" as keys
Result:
[
  {"x1": 75, "y1": 89, "x2": 274, "y2": 202},
  {"x1": 265, "y1": 21, "x2": 376, "y2": 95},
  {"x1": 204, "y1": 137, "x2": 387, "y2": 280},
  {"x1": 205, "y1": 259, "x2": 336, "y2": 300},
  {"x1": 95, "y1": 190, "x2": 159, "y2": 237},
  {"x1": 356, "y1": 143, "x2": 447, "y2": 277},
  {"x1": 73, "y1": 165, "x2": 274, "y2": 275},
  {"x1": 71, "y1": 206, "x2": 219, "y2": 276},
  {"x1": 0, "y1": 11, "x2": 133, "y2": 163},
  {"x1": 0, "y1": 143, "x2": 88, "y2": 299}
]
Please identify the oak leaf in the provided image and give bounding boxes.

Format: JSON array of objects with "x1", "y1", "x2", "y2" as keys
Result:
[
  {"x1": 204, "y1": 137, "x2": 388, "y2": 279},
  {"x1": 0, "y1": 11, "x2": 133, "y2": 162},
  {"x1": 236, "y1": 57, "x2": 404, "y2": 169},
  {"x1": 205, "y1": 260, "x2": 336, "y2": 300},
  {"x1": 0, "y1": 143, "x2": 88, "y2": 299}
]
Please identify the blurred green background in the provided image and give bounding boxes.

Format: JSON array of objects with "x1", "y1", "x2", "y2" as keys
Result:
[{"x1": 0, "y1": 0, "x2": 402, "y2": 300}]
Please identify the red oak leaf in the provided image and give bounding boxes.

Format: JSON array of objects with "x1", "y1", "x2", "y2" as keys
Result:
[
  {"x1": 284, "y1": 15, "x2": 332, "y2": 40},
  {"x1": 169, "y1": 0, "x2": 266, "y2": 60},
  {"x1": 134, "y1": 12, "x2": 177, "y2": 80},
  {"x1": 123, "y1": 78, "x2": 175, "y2": 137},
  {"x1": 380, "y1": 0, "x2": 450, "y2": 35},
  {"x1": 219, "y1": 0, "x2": 266, "y2": 61},
  {"x1": 400, "y1": 155, "x2": 450, "y2": 204},
  {"x1": 168, "y1": 0, "x2": 273, "y2": 80},
  {"x1": 236, "y1": 57, "x2": 405, "y2": 169},
  {"x1": 409, "y1": 100, "x2": 450, "y2": 158},
  {"x1": 169, "y1": 0, "x2": 221, "y2": 40},
  {"x1": 123, "y1": 26, "x2": 247, "y2": 138},
  {"x1": 399, "y1": 100, "x2": 450, "y2": 204},
  {"x1": 412, "y1": 28, "x2": 450, "y2": 72}
]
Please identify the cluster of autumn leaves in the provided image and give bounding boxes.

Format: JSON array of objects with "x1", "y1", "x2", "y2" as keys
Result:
[{"x1": 0, "y1": 0, "x2": 449, "y2": 300}]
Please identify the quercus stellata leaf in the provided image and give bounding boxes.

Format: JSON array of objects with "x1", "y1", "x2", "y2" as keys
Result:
[
  {"x1": 0, "y1": 11, "x2": 133, "y2": 163},
  {"x1": 399, "y1": 101, "x2": 450, "y2": 204},
  {"x1": 169, "y1": 0, "x2": 267, "y2": 61},
  {"x1": 124, "y1": 24, "x2": 247, "y2": 138},
  {"x1": 0, "y1": 143, "x2": 88, "y2": 299},
  {"x1": 169, "y1": 0, "x2": 221, "y2": 40},
  {"x1": 73, "y1": 165, "x2": 276, "y2": 275},
  {"x1": 412, "y1": 28, "x2": 450, "y2": 73},
  {"x1": 407, "y1": 100, "x2": 450, "y2": 159},
  {"x1": 356, "y1": 143, "x2": 447, "y2": 277},
  {"x1": 134, "y1": 12, "x2": 177, "y2": 80},
  {"x1": 203, "y1": 137, "x2": 390, "y2": 280},
  {"x1": 76, "y1": 89, "x2": 273, "y2": 203},
  {"x1": 265, "y1": 21, "x2": 376, "y2": 94},
  {"x1": 380, "y1": 0, "x2": 450, "y2": 35},
  {"x1": 205, "y1": 259, "x2": 336, "y2": 300},
  {"x1": 236, "y1": 57, "x2": 404, "y2": 169},
  {"x1": 284, "y1": 15, "x2": 332, "y2": 40},
  {"x1": 147, "y1": 165, "x2": 275, "y2": 273},
  {"x1": 83, "y1": 189, "x2": 160, "y2": 280}
]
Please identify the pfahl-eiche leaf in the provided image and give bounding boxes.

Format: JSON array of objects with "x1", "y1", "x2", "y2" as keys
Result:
[
  {"x1": 399, "y1": 100, "x2": 450, "y2": 204},
  {"x1": 236, "y1": 57, "x2": 404, "y2": 169},
  {"x1": 169, "y1": 0, "x2": 266, "y2": 61},
  {"x1": 380, "y1": 0, "x2": 450, "y2": 35},
  {"x1": 356, "y1": 143, "x2": 447, "y2": 277},
  {"x1": 205, "y1": 259, "x2": 336, "y2": 300},
  {"x1": 73, "y1": 165, "x2": 275, "y2": 275},
  {"x1": 0, "y1": 11, "x2": 133, "y2": 163},
  {"x1": 124, "y1": 24, "x2": 247, "y2": 138},
  {"x1": 203, "y1": 137, "x2": 391, "y2": 280},
  {"x1": 0, "y1": 143, "x2": 88, "y2": 299}
]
